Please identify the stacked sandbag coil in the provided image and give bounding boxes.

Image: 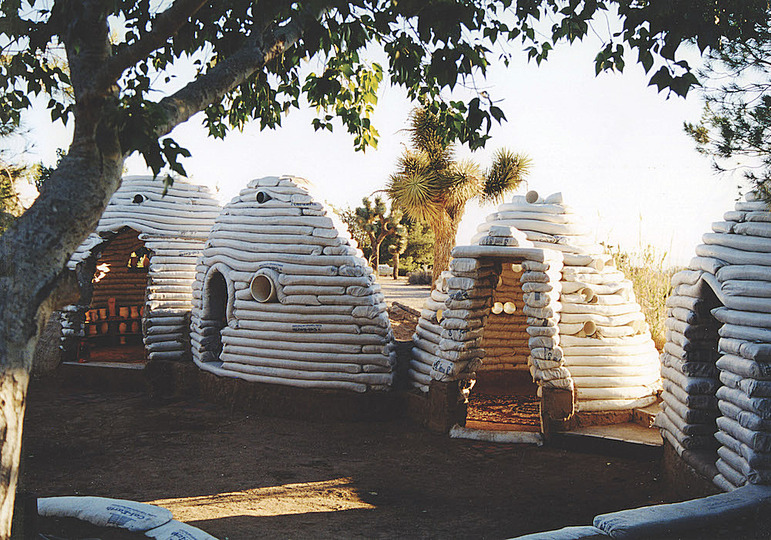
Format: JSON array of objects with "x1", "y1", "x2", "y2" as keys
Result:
[
  {"x1": 658, "y1": 191, "x2": 771, "y2": 491},
  {"x1": 63, "y1": 176, "x2": 222, "y2": 361},
  {"x1": 654, "y1": 269, "x2": 721, "y2": 466},
  {"x1": 408, "y1": 222, "x2": 567, "y2": 393},
  {"x1": 475, "y1": 191, "x2": 662, "y2": 411},
  {"x1": 190, "y1": 176, "x2": 394, "y2": 393}
]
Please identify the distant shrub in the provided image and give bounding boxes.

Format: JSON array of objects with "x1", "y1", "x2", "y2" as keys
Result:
[
  {"x1": 609, "y1": 244, "x2": 677, "y2": 351},
  {"x1": 407, "y1": 270, "x2": 432, "y2": 285}
]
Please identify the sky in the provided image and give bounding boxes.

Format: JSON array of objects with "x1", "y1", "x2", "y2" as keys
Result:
[{"x1": 17, "y1": 27, "x2": 747, "y2": 268}]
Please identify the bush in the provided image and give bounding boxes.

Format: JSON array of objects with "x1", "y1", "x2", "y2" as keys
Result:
[
  {"x1": 407, "y1": 270, "x2": 433, "y2": 285},
  {"x1": 609, "y1": 244, "x2": 677, "y2": 351}
]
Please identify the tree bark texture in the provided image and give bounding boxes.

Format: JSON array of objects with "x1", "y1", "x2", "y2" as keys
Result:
[
  {"x1": 0, "y1": 3, "x2": 327, "y2": 535},
  {"x1": 431, "y1": 214, "x2": 462, "y2": 285}
]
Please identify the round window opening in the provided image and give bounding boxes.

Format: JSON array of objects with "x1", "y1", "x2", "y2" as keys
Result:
[{"x1": 250, "y1": 273, "x2": 277, "y2": 303}]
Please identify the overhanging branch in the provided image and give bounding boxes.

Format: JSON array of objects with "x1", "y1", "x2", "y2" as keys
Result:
[
  {"x1": 89, "y1": 0, "x2": 208, "y2": 95},
  {"x1": 152, "y1": 6, "x2": 326, "y2": 139}
]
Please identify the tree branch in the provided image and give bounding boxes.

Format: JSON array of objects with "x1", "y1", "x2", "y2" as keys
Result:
[
  {"x1": 152, "y1": 6, "x2": 326, "y2": 139},
  {"x1": 89, "y1": 0, "x2": 209, "y2": 94}
]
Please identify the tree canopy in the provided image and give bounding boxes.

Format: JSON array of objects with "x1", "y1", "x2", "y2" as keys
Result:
[
  {"x1": 0, "y1": 0, "x2": 770, "y2": 535},
  {"x1": 389, "y1": 107, "x2": 531, "y2": 282},
  {"x1": 684, "y1": 14, "x2": 771, "y2": 199}
]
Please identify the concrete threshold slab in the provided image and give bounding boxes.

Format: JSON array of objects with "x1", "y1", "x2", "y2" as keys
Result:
[
  {"x1": 450, "y1": 424, "x2": 544, "y2": 445},
  {"x1": 551, "y1": 422, "x2": 663, "y2": 459},
  {"x1": 62, "y1": 361, "x2": 145, "y2": 370}
]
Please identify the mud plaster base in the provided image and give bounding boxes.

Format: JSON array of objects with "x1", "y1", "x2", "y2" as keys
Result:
[
  {"x1": 662, "y1": 440, "x2": 720, "y2": 500},
  {"x1": 147, "y1": 359, "x2": 401, "y2": 422}
]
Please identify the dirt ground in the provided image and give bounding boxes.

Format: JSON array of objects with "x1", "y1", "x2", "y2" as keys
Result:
[{"x1": 19, "y1": 380, "x2": 673, "y2": 540}]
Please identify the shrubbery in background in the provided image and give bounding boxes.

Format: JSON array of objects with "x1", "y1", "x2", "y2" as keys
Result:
[
  {"x1": 610, "y1": 244, "x2": 677, "y2": 351},
  {"x1": 407, "y1": 271, "x2": 433, "y2": 286}
]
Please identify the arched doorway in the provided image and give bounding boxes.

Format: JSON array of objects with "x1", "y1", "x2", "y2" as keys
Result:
[
  {"x1": 200, "y1": 269, "x2": 229, "y2": 364},
  {"x1": 466, "y1": 260, "x2": 541, "y2": 432},
  {"x1": 78, "y1": 227, "x2": 150, "y2": 364}
]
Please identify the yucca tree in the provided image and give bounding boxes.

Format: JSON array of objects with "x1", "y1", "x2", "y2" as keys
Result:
[{"x1": 388, "y1": 108, "x2": 532, "y2": 284}]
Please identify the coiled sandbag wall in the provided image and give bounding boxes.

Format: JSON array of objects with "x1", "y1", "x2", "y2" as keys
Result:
[
  {"x1": 474, "y1": 192, "x2": 662, "y2": 411},
  {"x1": 190, "y1": 176, "x2": 395, "y2": 393},
  {"x1": 63, "y1": 175, "x2": 221, "y2": 361},
  {"x1": 656, "y1": 191, "x2": 771, "y2": 491}
]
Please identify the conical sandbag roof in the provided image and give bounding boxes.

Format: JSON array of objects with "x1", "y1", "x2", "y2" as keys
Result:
[
  {"x1": 477, "y1": 191, "x2": 662, "y2": 411},
  {"x1": 190, "y1": 176, "x2": 394, "y2": 393}
]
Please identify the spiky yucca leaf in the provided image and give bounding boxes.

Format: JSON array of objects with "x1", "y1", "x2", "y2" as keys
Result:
[
  {"x1": 441, "y1": 159, "x2": 483, "y2": 216},
  {"x1": 481, "y1": 149, "x2": 532, "y2": 203},
  {"x1": 408, "y1": 108, "x2": 454, "y2": 170},
  {"x1": 388, "y1": 171, "x2": 444, "y2": 224}
]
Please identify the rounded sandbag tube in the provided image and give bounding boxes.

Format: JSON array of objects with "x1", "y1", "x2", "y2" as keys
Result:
[{"x1": 525, "y1": 190, "x2": 539, "y2": 204}]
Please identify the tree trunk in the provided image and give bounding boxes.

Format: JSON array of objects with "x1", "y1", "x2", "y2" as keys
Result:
[
  {"x1": 374, "y1": 239, "x2": 383, "y2": 272},
  {"x1": 431, "y1": 214, "x2": 462, "y2": 285},
  {"x1": 0, "y1": 5, "x2": 124, "y2": 534},
  {"x1": 392, "y1": 251, "x2": 400, "y2": 279}
]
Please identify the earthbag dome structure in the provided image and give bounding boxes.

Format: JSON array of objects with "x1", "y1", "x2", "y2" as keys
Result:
[
  {"x1": 190, "y1": 176, "x2": 395, "y2": 393},
  {"x1": 656, "y1": 191, "x2": 771, "y2": 492},
  {"x1": 409, "y1": 191, "x2": 662, "y2": 426},
  {"x1": 61, "y1": 175, "x2": 221, "y2": 364}
]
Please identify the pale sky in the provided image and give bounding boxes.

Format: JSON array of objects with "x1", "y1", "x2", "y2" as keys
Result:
[{"x1": 17, "y1": 31, "x2": 746, "y2": 268}]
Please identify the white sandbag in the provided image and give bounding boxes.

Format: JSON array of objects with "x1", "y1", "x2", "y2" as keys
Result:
[
  {"x1": 222, "y1": 345, "x2": 391, "y2": 367},
  {"x1": 145, "y1": 519, "x2": 218, "y2": 540},
  {"x1": 703, "y1": 232, "x2": 771, "y2": 253},
  {"x1": 576, "y1": 385, "x2": 659, "y2": 400},
  {"x1": 221, "y1": 361, "x2": 392, "y2": 386},
  {"x1": 559, "y1": 311, "x2": 644, "y2": 327},
  {"x1": 563, "y1": 352, "x2": 658, "y2": 367},
  {"x1": 567, "y1": 363, "x2": 660, "y2": 377},
  {"x1": 717, "y1": 386, "x2": 771, "y2": 420},
  {"x1": 719, "y1": 338, "x2": 771, "y2": 362},
  {"x1": 718, "y1": 399, "x2": 771, "y2": 433},
  {"x1": 560, "y1": 302, "x2": 640, "y2": 316},
  {"x1": 219, "y1": 353, "x2": 363, "y2": 374},
  {"x1": 37, "y1": 497, "x2": 173, "y2": 532},
  {"x1": 719, "y1": 323, "x2": 771, "y2": 342},
  {"x1": 696, "y1": 244, "x2": 771, "y2": 267},
  {"x1": 717, "y1": 354, "x2": 771, "y2": 380},
  {"x1": 572, "y1": 373, "x2": 661, "y2": 388},
  {"x1": 198, "y1": 359, "x2": 368, "y2": 392},
  {"x1": 664, "y1": 380, "x2": 717, "y2": 410}
]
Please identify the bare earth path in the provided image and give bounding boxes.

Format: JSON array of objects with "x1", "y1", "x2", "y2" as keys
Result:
[{"x1": 20, "y1": 381, "x2": 672, "y2": 539}]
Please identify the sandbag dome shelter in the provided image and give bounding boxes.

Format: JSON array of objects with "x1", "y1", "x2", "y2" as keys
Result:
[
  {"x1": 656, "y1": 191, "x2": 771, "y2": 492},
  {"x1": 61, "y1": 175, "x2": 221, "y2": 365},
  {"x1": 190, "y1": 176, "x2": 395, "y2": 393},
  {"x1": 409, "y1": 191, "x2": 662, "y2": 432}
]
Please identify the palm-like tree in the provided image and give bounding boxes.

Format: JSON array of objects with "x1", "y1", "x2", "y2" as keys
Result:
[{"x1": 388, "y1": 108, "x2": 532, "y2": 284}]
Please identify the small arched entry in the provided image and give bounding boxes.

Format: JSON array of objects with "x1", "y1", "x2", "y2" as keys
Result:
[{"x1": 199, "y1": 268, "x2": 230, "y2": 364}]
